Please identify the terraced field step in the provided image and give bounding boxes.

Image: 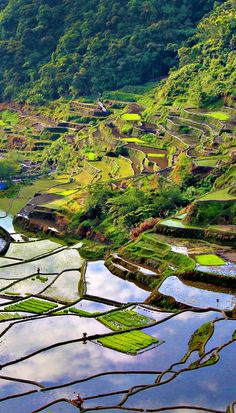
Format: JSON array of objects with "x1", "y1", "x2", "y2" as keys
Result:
[
  {"x1": 199, "y1": 187, "x2": 236, "y2": 201},
  {"x1": 97, "y1": 330, "x2": 159, "y2": 355},
  {"x1": 182, "y1": 108, "x2": 227, "y2": 133},
  {"x1": 3, "y1": 297, "x2": 58, "y2": 313},
  {"x1": 97, "y1": 309, "x2": 155, "y2": 331},
  {"x1": 0, "y1": 312, "x2": 22, "y2": 321},
  {"x1": 121, "y1": 233, "x2": 196, "y2": 273},
  {"x1": 169, "y1": 114, "x2": 213, "y2": 137},
  {"x1": 166, "y1": 118, "x2": 203, "y2": 144}
]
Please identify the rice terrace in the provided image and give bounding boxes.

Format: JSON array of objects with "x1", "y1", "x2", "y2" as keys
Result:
[{"x1": 0, "y1": 0, "x2": 235, "y2": 412}]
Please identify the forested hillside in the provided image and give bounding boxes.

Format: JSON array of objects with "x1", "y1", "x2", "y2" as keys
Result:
[
  {"x1": 160, "y1": 0, "x2": 236, "y2": 107},
  {"x1": 0, "y1": 1, "x2": 236, "y2": 411},
  {"x1": 0, "y1": 0, "x2": 223, "y2": 102}
]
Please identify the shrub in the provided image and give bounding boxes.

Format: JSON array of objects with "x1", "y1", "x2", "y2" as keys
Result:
[
  {"x1": 130, "y1": 218, "x2": 159, "y2": 240},
  {"x1": 121, "y1": 123, "x2": 133, "y2": 135}
]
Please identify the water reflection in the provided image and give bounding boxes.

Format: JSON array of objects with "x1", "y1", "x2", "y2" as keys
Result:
[
  {"x1": 0, "y1": 249, "x2": 83, "y2": 279},
  {"x1": 0, "y1": 219, "x2": 235, "y2": 413},
  {"x1": 1, "y1": 315, "x2": 109, "y2": 363},
  {"x1": 125, "y1": 345, "x2": 236, "y2": 411},
  {"x1": 2, "y1": 273, "x2": 57, "y2": 296},
  {"x1": 196, "y1": 263, "x2": 236, "y2": 277},
  {"x1": 133, "y1": 305, "x2": 172, "y2": 322},
  {"x1": 0, "y1": 237, "x2": 6, "y2": 251},
  {"x1": 85, "y1": 261, "x2": 149, "y2": 303},
  {"x1": 41, "y1": 270, "x2": 81, "y2": 302},
  {"x1": 159, "y1": 276, "x2": 236, "y2": 310},
  {"x1": 74, "y1": 299, "x2": 114, "y2": 313},
  {"x1": 160, "y1": 219, "x2": 186, "y2": 228},
  {"x1": 204, "y1": 319, "x2": 236, "y2": 352},
  {"x1": 1, "y1": 311, "x2": 218, "y2": 386},
  {"x1": 6, "y1": 239, "x2": 62, "y2": 261},
  {"x1": 0, "y1": 209, "x2": 15, "y2": 233},
  {"x1": 1, "y1": 316, "x2": 234, "y2": 413},
  {"x1": 0, "y1": 209, "x2": 24, "y2": 242},
  {"x1": 0, "y1": 257, "x2": 21, "y2": 267}
]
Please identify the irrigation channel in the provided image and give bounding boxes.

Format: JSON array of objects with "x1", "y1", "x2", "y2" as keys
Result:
[{"x1": 0, "y1": 210, "x2": 235, "y2": 413}]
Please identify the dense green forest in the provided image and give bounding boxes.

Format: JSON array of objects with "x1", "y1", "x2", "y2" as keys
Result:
[
  {"x1": 0, "y1": 0, "x2": 224, "y2": 102},
  {"x1": 160, "y1": 0, "x2": 236, "y2": 107}
]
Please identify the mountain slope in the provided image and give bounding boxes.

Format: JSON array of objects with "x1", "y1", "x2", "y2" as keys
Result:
[
  {"x1": 0, "y1": 0, "x2": 223, "y2": 102},
  {"x1": 159, "y1": 0, "x2": 236, "y2": 107}
]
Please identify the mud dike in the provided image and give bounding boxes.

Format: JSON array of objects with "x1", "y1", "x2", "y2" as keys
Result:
[{"x1": 0, "y1": 226, "x2": 10, "y2": 255}]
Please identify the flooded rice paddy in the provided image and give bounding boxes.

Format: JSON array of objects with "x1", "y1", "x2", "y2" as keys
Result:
[
  {"x1": 159, "y1": 276, "x2": 236, "y2": 310},
  {"x1": 196, "y1": 263, "x2": 236, "y2": 277},
  {"x1": 0, "y1": 210, "x2": 235, "y2": 413},
  {"x1": 85, "y1": 261, "x2": 149, "y2": 303}
]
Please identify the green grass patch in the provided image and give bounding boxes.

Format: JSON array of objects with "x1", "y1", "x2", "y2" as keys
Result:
[
  {"x1": 92, "y1": 160, "x2": 113, "y2": 180},
  {"x1": 5, "y1": 298, "x2": 58, "y2": 314},
  {"x1": 55, "y1": 307, "x2": 98, "y2": 317},
  {"x1": 79, "y1": 241, "x2": 107, "y2": 260},
  {"x1": 199, "y1": 187, "x2": 236, "y2": 201},
  {"x1": 147, "y1": 153, "x2": 166, "y2": 158},
  {"x1": 75, "y1": 170, "x2": 95, "y2": 186},
  {"x1": 36, "y1": 274, "x2": 48, "y2": 283},
  {"x1": 1, "y1": 178, "x2": 67, "y2": 215},
  {"x1": 97, "y1": 309, "x2": 155, "y2": 331},
  {"x1": 181, "y1": 321, "x2": 214, "y2": 362},
  {"x1": 115, "y1": 157, "x2": 134, "y2": 177},
  {"x1": 123, "y1": 233, "x2": 195, "y2": 275},
  {"x1": 121, "y1": 82, "x2": 157, "y2": 94},
  {"x1": 121, "y1": 113, "x2": 141, "y2": 121},
  {"x1": 194, "y1": 158, "x2": 219, "y2": 167},
  {"x1": 209, "y1": 225, "x2": 236, "y2": 234},
  {"x1": 176, "y1": 213, "x2": 188, "y2": 220},
  {"x1": 69, "y1": 307, "x2": 94, "y2": 316},
  {"x1": 121, "y1": 123, "x2": 133, "y2": 135},
  {"x1": 42, "y1": 197, "x2": 69, "y2": 210},
  {"x1": 196, "y1": 254, "x2": 225, "y2": 266},
  {"x1": 97, "y1": 330, "x2": 158, "y2": 354},
  {"x1": 1, "y1": 110, "x2": 20, "y2": 125},
  {"x1": 141, "y1": 234, "x2": 170, "y2": 252},
  {"x1": 103, "y1": 91, "x2": 138, "y2": 102},
  {"x1": 0, "y1": 312, "x2": 22, "y2": 321},
  {"x1": 56, "y1": 189, "x2": 78, "y2": 196},
  {"x1": 206, "y1": 112, "x2": 230, "y2": 121},
  {"x1": 86, "y1": 152, "x2": 98, "y2": 161},
  {"x1": 122, "y1": 137, "x2": 144, "y2": 143}
]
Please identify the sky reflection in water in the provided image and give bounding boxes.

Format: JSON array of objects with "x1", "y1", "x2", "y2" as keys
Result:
[
  {"x1": 85, "y1": 261, "x2": 149, "y2": 303},
  {"x1": 1, "y1": 311, "x2": 219, "y2": 385},
  {"x1": 126, "y1": 345, "x2": 236, "y2": 411},
  {"x1": 1, "y1": 317, "x2": 234, "y2": 413},
  {"x1": 159, "y1": 276, "x2": 236, "y2": 310},
  {"x1": 0, "y1": 228, "x2": 235, "y2": 413}
]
